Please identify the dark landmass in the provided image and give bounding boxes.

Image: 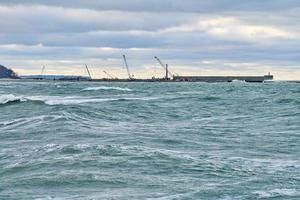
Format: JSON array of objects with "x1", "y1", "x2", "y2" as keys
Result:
[{"x1": 0, "y1": 65, "x2": 19, "y2": 79}]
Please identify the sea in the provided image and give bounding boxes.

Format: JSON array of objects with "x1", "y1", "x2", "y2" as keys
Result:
[{"x1": 0, "y1": 80, "x2": 299, "y2": 200}]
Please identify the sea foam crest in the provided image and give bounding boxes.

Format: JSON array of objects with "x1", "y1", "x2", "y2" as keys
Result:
[
  {"x1": 26, "y1": 96, "x2": 114, "y2": 105},
  {"x1": 254, "y1": 189, "x2": 300, "y2": 198},
  {"x1": 0, "y1": 94, "x2": 26, "y2": 105},
  {"x1": 82, "y1": 86, "x2": 132, "y2": 92},
  {"x1": 0, "y1": 94, "x2": 157, "y2": 106}
]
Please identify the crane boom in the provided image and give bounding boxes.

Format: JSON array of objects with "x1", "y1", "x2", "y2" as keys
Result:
[
  {"x1": 154, "y1": 56, "x2": 174, "y2": 78},
  {"x1": 85, "y1": 64, "x2": 92, "y2": 79},
  {"x1": 103, "y1": 70, "x2": 117, "y2": 79},
  {"x1": 123, "y1": 55, "x2": 133, "y2": 80},
  {"x1": 40, "y1": 65, "x2": 46, "y2": 76},
  {"x1": 154, "y1": 56, "x2": 166, "y2": 71}
]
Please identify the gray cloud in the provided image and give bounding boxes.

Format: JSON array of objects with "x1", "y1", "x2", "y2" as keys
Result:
[
  {"x1": 0, "y1": 0, "x2": 299, "y2": 79},
  {"x1": 1, "y1": 0, "x2": 300, "y2": 12}
]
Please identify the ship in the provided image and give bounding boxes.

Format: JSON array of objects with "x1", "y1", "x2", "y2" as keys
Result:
[
  {"x1": 172, "y1": 74, "x2": 273, "y2": 83},
  {"x1": 151, "y1": 57, "x2": 274, "y2": 83}
]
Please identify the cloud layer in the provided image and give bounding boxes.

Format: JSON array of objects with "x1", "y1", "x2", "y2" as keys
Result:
[{"x1": 0, "y1": 0, "x2": 299, "y2": 80}]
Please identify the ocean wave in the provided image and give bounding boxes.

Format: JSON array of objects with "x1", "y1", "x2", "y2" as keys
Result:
[
  {"x1": 82, "y1": 86, "x2": 132, "y2": 92},
  {"x1": 26, "y1": 96, "x2": 112, "y2": 105},
  {"x1": 0, "y1": 94, "x2": 157, "y2": 106},
  {"x1": 276, "y1": 98, "x2": 299, "y2": 104},
  {"x1": 254, "y1": 189, "x2": 300, "y2": 198},
  {"x1": 175, "y1": 91, "x2": 204, "y2": 95},
  {"x1": 0, "y1": 115, "x2": 66, "y2": 129},
  {"x1": 0, "y1": 94, "x2": 27, "y2": 105},
  {"x1": 38, "y1": 144, "x2": 125, "y2": 156},
  {"x1": 30, "y1": 96, "x2": 157, "y2": 105}
]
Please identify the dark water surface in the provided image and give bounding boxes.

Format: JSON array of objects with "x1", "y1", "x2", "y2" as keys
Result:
[{"x1": 0, "y1": 80, "x2": 299, "y2": 199}]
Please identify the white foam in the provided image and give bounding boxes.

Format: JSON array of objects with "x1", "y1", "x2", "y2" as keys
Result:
[
  {"x1": 25, "y1": 95, "x2": 115, "y2": 105},
  {"x1": 46, "y1": 96, "x2": 158, "y2": 105},
  {"x1": 176, "y1": 91, "x2": 204, "y2": 95},
  {"x1": 0, "y1": 94, "x2": 26, "y2": 104},
  {"x1": 82, "y1": 86, "x2": 132, "y2": 92},
  {"x1": 231, "y1": 79, "x2": 246, "y2": 83},
  {"x1": 0, "y1": 94, "x2": 157, "y2": 106},
  {"x1": 228, "y1": 157, "x2": 300, "y2": 173},
  {"x1": 254, "y1": 189, "x2": 300, "y2": 198}
]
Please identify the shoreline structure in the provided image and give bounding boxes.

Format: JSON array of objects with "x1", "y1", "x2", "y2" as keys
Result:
[{"x1": 1, "y1": 56, "x2": 274, "y2": 82}]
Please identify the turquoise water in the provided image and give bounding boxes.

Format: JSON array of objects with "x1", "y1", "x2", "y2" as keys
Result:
[{"x1": 0, "y1": 80, "x2": 299, "y2": 200}]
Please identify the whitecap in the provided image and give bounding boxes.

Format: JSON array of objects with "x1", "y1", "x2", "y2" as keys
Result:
[
  {"x1": 0, "y1": 94, "x2": 158, "y2": 106},
  {"x1": 82, "y1": 86, "x2": 132, "y2": 92},
  {"x1": 25, "y1": 95, "x2": 113, "y2": 105},
  {"x1": 38, "y1": 96, "x2": 158, "y2": 105},
  {"x1": 176, "y1": 91, "x2": 204, "y2": 95},
  {"x1": 0, "y1": 94, "x2": 27, "y2": 105},
  {"x1": 254, "y1": 189, "x2": 300, "y2": 198},
  {"x1": 0, "y1": 115, "x2": 66, "y2": 129}
]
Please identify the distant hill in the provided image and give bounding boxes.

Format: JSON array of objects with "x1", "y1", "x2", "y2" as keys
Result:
[{"x1": 0, "y1": 65, "x2": 18, "y2": 79}]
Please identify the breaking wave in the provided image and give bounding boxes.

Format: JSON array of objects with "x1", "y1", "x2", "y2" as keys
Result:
[
  {"x1": 82, "y1": 86, "x2": 132, "y2": 92},
  {"x1": 254, "y1": 189, "x2": 300, "y2": 198},
  {"x1": 0, "y1": 94, "x2": 26, "y2": 105},
  {"x1": 0, "y1": 94, "x2": 157, "y2": 106}
]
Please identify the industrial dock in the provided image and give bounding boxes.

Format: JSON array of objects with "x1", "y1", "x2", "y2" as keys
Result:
[
  {"x1": 172, "y1": 74, "x2": 274, "y2": 82},
  {"x1": 1, "y1": 55, "x2": 274, "y2": 83}
]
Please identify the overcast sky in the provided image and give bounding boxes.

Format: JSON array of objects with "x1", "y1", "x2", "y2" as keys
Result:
[{"x1": 0, "y1": 0, "x2": 299, "y2": 79}]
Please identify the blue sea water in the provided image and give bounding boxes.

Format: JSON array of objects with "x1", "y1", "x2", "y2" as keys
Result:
[{"x1": 0, "y1": 80, "x2": 299, "y2": 200}]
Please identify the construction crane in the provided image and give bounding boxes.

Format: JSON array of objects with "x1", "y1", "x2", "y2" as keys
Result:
[
  {"x1": 40, "y1": 65, "x2": 46, "y2": 76},
  {"x1": 123, "y1": 55, "x2": 134, "y2": 80},
  {"x1": 85, "y1": 64, "x2": 92, "y2": 80},
  {"x1": 103, "y1": 70, "x2": 117, "y2": 79},
  {"x1": 154, "y1": 56, "x2": 177, "y2": 79}
]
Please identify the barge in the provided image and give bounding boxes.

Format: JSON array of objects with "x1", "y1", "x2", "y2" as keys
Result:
[{"x1": 173, "y1": 74, "x2": 274, "y2": 83}]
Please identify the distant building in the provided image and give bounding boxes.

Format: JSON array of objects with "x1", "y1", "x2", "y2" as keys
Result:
[{"x1": 0, "y1": 65, "x2": 18, "y2": 79}]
